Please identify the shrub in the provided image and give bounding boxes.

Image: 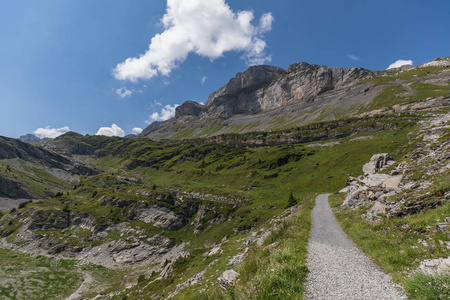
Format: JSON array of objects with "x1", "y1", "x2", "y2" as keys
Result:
[
  {"x1": 62, "y1": 203, "x2": 70, "y2": 212},
  {"x1": 285, "y1": 191, "x2": 297, "y2": 208}
]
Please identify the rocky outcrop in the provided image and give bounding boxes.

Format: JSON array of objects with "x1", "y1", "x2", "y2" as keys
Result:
[
  {"x1": 258, "y1": 63, "x2": 373, "y2": 110},
  {"x1": 362, "y1": 153, "x2": 395, "y2": 175},
  {"x1": 204, "y1": 65, "x2": 285, "y2": 116},
  {"x1": 342, "y1": 111, "x2": 450, "y2": 223},
  {"x1": 175, "y1": 101, "x2": 205, "y2": 118},
  {"x1": 173, "y1": 63, "x2": 374, "y2": 119},
  {"x1": 419, "y1": 257, "x2": 450, "y2": 275},
  {"x1": 420, "y1": 57, "x2": 450, "y2": 68},
  {"x1": 341, "y1": 153, "x2": 404, "y2": 223},
  {"x1": 0, "y1": 175, "x2": 31, "y2": 198},
  {"x1": 361, "y1": 97, "x2": 450, "y2": 117},
  {"x1": 134, "y1": 204, "x2": 189, "y2": 231},
  {"x1": 110, "y1": 233, "x2": 176, "y2": 264},
  {"x1": 218, "y1": 270, "x2": 240, "y2": 289}
]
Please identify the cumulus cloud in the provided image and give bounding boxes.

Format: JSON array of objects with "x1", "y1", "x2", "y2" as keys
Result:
[
  {"x1": 95, "y1": 124, "x2": 125, "y2": 137},
  {"x1": 115, "y1": 87, "x2": 133, "y2": 98},
  {"x1": 346, "y1": 54, "x2": 360, "y2": 61},
  {"x1": 146, "y1": 104, "x2": 180, "y2": 124},
  {"x1": 132, "y1": 127, "x2": 143, "y2": 134},
  {"x1": 387, "y1": 59, "x2": 413, "y2": 70},
  {"x1": 201, "y1": 76, "x2": 208, "y2": 84},
  {"x1": 34, "y1": 126, "x2": 70, "y2": 139},
  {"x1": 113, "y1": 0, "x2": 274, "y2": 82}
]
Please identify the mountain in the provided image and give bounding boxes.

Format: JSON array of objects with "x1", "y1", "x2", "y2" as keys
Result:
[
  {"x1": 141, "y1": 57, "x2": 450, "y2": 140},
  {"x1": 43, "y1": 131, "x2": 122, "y2": 155},
  {"x1": 0, "y1": 135, "x2": 98, "y2": 201},
  {"x1": 0, "y1": 57, "x2": 448, "y2": 300},
  {"x1": 19, "y1": 133, "x2": 52, "y2": 145},
  {"x1": 0, "y1": 135, "x2": 71, "y2": 169}
]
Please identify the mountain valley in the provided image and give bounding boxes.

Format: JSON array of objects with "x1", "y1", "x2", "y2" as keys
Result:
[{"x1": 0, "y1": 57, "x2": 449, "y2": 299}]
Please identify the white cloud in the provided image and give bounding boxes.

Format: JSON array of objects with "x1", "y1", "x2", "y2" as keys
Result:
[
  {"x1": 387, "y1": 59, "x2": 413, "y2": 70},
  {"x1": 113, "y1": 0, "x2": 274, "y2": 82},
  {"x1": 95, "y1": 124, "x2": 125, "y2": 137},
  {"x1": 115, "y1": 87, "x2": 133, "y2": 98},
  {"x1": 146, "y1": 104, "x2": 180, "y2": 124},
  {"x1": 34, "y1": 126, "x2": 70, "y2": 139},
  {"x1": 132, "y1": 127, "x2": 143, "y2": 135},
  {"x1": 201, "y1": 76, "x2": 208, "y2": 84},
  {"x1": 346, "y1": 54, "x2": 360, "y2": 61}
]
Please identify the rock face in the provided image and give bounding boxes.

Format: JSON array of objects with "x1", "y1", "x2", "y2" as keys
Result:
[
  {"x1": 175, "y1": 101, "x2": 205, "y2": 118},
  {"x1": 204, "y1": 65, "x2": 285, "y2": 116},
  {"x1": 173, "y1": 63, "x2": 374, "y2": 119},
  {"x1": 0, "y1": 175, "x2": 31, "y2": 198},
  {"x1": 140, "y1": 57, "x2": 450, "y2": 140},
  {"x1": 258, "y1": 63, "x2": 373, "y2": 111}
]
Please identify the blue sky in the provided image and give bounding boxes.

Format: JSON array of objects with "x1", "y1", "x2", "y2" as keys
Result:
[{"x1": 1, "y1": 0, "x2": 449, "y2": 138}]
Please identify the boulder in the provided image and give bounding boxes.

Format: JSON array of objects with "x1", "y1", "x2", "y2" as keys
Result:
[
  {"x1": 419, "y1": 257, "x2": 450, "y2": 275},
  {"x1": 362, "y1": 153, "x2": 395, "y2": 175},
  {"x1": 218, "y1": 270, "x2": 240, "y2": 289},
  {"x1": 365, "y1": 202, "x2": 386, "y2": 223}
]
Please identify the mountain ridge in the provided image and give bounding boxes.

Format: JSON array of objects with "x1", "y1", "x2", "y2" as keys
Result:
[{"x1": 140, "y1": 57, "x2": 450, "y2": 140}]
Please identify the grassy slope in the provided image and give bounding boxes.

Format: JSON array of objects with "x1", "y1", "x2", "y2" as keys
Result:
[
  {"x1": 0, "y1": 249, "x2": 81, "y2": 300},
  {"x1": 0, "y1": 159, "x2": 74, "y2": 198}
]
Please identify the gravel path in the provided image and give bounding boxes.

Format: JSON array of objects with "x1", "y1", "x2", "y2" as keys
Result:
[{"x1": 305, "y1": 194, "x2": 407, "y2": 300}]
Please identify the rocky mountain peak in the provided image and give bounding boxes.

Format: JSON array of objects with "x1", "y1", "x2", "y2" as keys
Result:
[
  {"x1": 175, "y1": 101, "x2": 205, "y2": 118},
  {"x1": 206, "y1": 65, "x2": 285, "y2": 106}
]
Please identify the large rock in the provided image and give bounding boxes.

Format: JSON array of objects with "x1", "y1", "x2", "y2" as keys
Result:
[
  {"x1": 362, "y1": 153, "x2": 395, "y2": 175},
  {"x1": 134, "y1": 204, "x2": 189, "y2": 231},
  {"x1": 110, "y1": 233, "x2": 176, "y2": 264},
  {"x1": 343, "y1": 153, "x2": 403, "y2": 209},
  {"x1": 419, "y1": 257, "x2": 450, "y2": 275},
  {"x1": 218, "y1": 270, "x2": 240, "y2": 289}
]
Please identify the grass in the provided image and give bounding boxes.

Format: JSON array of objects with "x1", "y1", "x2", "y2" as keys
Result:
[
  {"x1": 197, "y1": 197, "x2": 314, "y2": 300},
  {"x1": 0, "y1": 159, "x2": 74, "y2": 198},
  {"x1": 403, "y1": 271, "x2": 450, "y2": 300},
  {"x1": 79, "y1": 264, "x2": 128, "y2": 297},
  {"x1": 0, "y1": 249, "x2": 81, "y2": 300}
]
